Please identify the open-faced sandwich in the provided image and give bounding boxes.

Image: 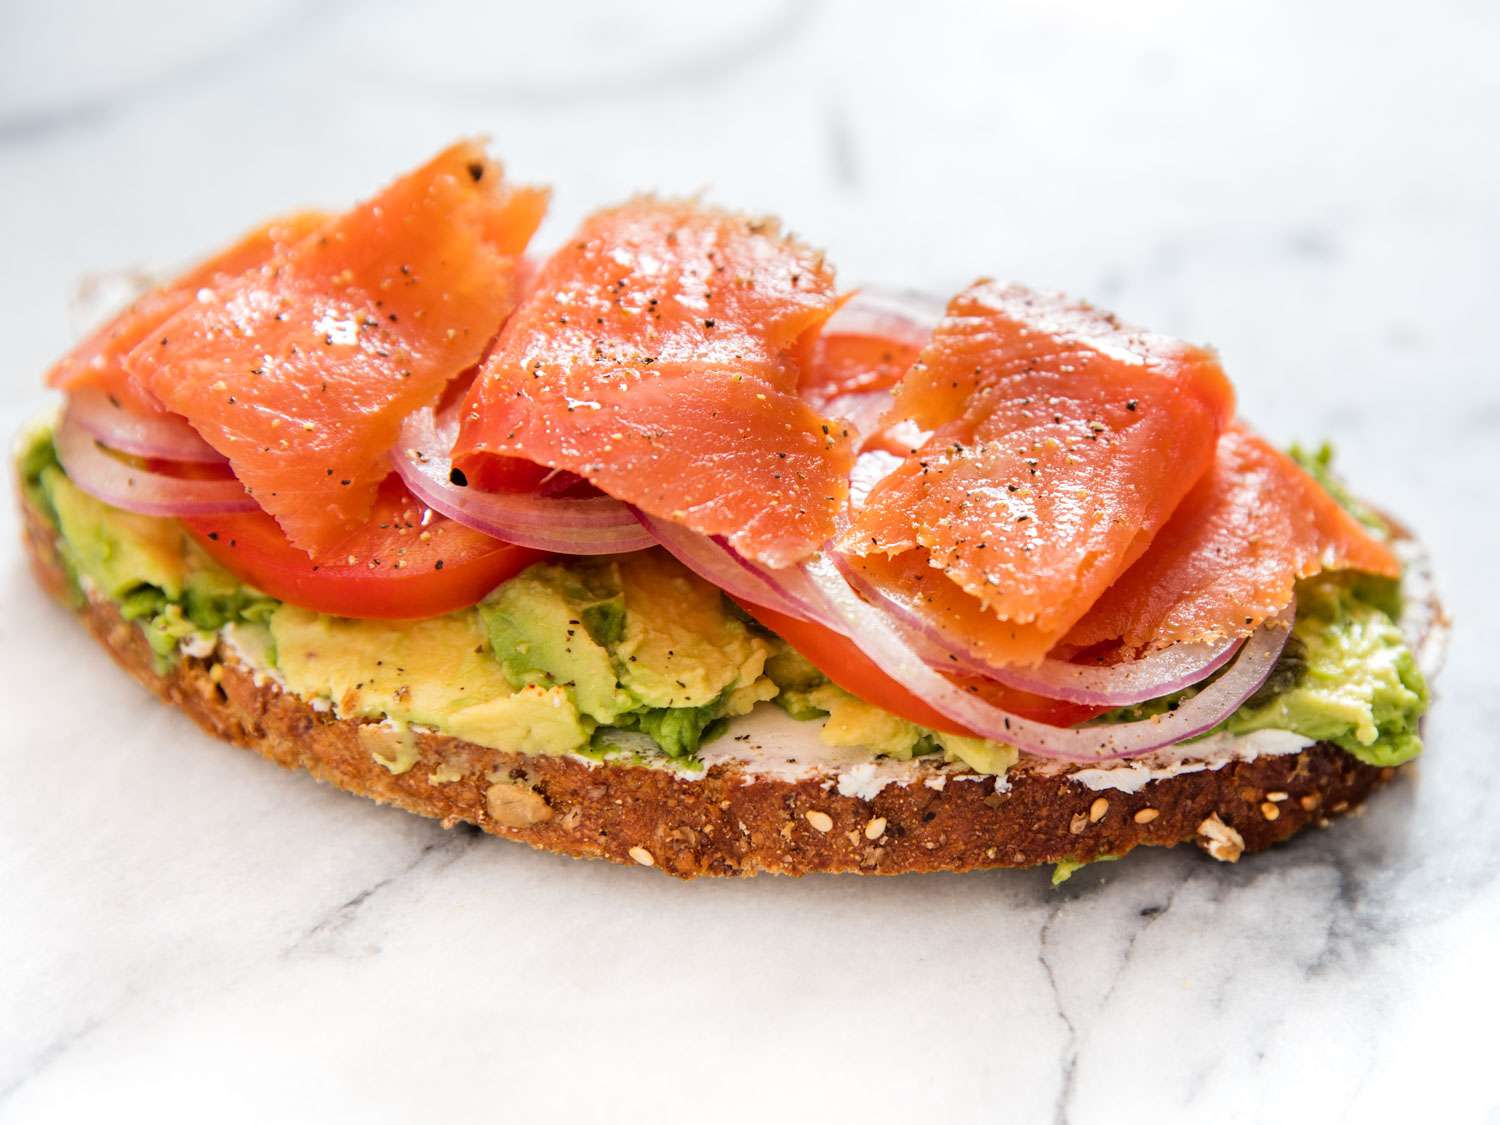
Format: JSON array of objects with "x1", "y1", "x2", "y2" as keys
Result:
[{"x1": 16, "y1": 141, "x2": 1445, "y2": 878}]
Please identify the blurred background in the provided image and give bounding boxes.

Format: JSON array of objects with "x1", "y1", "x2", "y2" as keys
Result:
[
  {"x1": 4, "y1": 0, "x2": 1495, "y2": 479},
  {"x1": 2, "y1": 2, "x2": 1497, "y2": 1120}
]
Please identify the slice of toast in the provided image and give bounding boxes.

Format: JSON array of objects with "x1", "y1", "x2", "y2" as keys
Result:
[{"x1": 18, "y1": 488, "x2": 1445, "y2": 878}]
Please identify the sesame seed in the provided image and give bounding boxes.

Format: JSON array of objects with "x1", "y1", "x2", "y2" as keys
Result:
[
  {"x1": 1260, "y1": 802, "x2": 1281, "y2": 821},
  {"x1": 864, "y1": 817, "x2": 887, "y2": 840},
  {"x1": 1266, "y1": 791, "x2": 1289, "y2": 802},
  {"x1": 1299, "y1": 794, "x2": 1321, "y2": 811},
  {"x1": 805, "y1": 810, "x2": 833, "y2": 833},
  {"x1": 1089, "y1": 797, "x2": 1109, "y2": 823},
  {"x1": 628, "y1": 846, "x2": 655, "y2": 867},
  {"x1": 1069, "y1": 812, "x2": 1088, "y2": 835},
  {"x1": 1133, "y1": 808, "x2": 1160, "y2": 824}
]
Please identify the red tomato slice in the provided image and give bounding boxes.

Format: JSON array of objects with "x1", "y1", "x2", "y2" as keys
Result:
[
  {"x1": 739, "y1": 599, "x2": 1106, "y2": 735},
  {"x1": 183, "y1": 475, "x2": 544, "y2": 619}
]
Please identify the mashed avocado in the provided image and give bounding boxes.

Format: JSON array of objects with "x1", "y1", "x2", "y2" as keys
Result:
[
  {"x1": 270, "y1": 607, "x2": 589, "y2": 758},
  {"x1": 1095, "y1": 573, "x2": 1427, "y2": 765},
  {"x1": 25, "y1": 435, "x2": 276, "y2": 668},
  {"x1": 479, "y1": 551, "x2": 776, "y2": 760},
  {"x1": 18, "y1": 424, "x2": 1430, "y2": 775},
  {"x1": 1226, "y1": 575, "x2": 1427, "y2": 766},
  {"x1": 764, "y1": 648, "x2": 1021, "y2": 776}
]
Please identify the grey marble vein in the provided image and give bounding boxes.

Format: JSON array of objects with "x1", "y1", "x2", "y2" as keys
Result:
[
  {"x1": 1038, "y1": 900, "x2": 1080, "y2": 1125},
  {"x1": 284, "y1": 825, "x2": 482, "y2": 959},
  {"x1": 0, "y1": 1016, "x2": 103, "y2": 1110}
]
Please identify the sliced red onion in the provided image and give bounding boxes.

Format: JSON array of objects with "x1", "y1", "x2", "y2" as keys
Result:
[
  {"x1": 66, "y1": 385, "x2": 225, "y2": 463},
  {"x1": 632, "y1": 509, "x2": 844, "y2": 629},
  {"x1": 803, "y1": 555, "x2": 1292, "y2": 762},
  {"x1": 632, "y1": 509, "x2": 811, "y2": 619},
  {"x1": 392, "y1": 408, "x2": 654, "y2": 555},
  {"x1": 730, "y1": 550, "x2": 845, "y2": 631},
  {"x1": 832, "y1": 552, "x2": 1239, "y2": 706},
  {"x1": 976, "y1": 639, "x2": 1241, "y2": 706},
  {"x1": 55, "y1": 406, "x2": 256, "y2": 516}
]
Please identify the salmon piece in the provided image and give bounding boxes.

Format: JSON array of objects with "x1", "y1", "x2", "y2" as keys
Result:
[
  {"x1": 842, "y1": 547, "x2": 1059, "y2": 664},
  {"x1": 126, "y1": 141, "x2": 546, "y2": 556},
  {"x1": 47, "y1": 212, "x2": 327, "y2": 417},
  {"x1": 839, "y1": 281, "x2": 1236, "y2": 665},
  {"x1": 452, "y1": 199, "x2": 851, "y2": 567},
  {"x1": 1065, "y1": 423, "x2": 1401, "y2": 650}
]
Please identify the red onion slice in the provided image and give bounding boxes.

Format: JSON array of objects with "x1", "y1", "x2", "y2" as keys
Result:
[
  {"x1": 55, "y1": 406, "x2": 256, "y2": 516},
  {"x1": 633, "y1": 509, "x2": 844, "y2": 629},
  {"x1": 730, "y1": 551, "x2": 845, "y2": 631},
  {"x1": 632, "y1": 510, "x2": 812, "y2": 620},
  {"x1": 803, "y1": 555, "x2": 1292, "y2": 762},
  {"x1": 392, "y1": 408, "x2": 654, "y2": 555},
  {"x1": 66, "y1": 385, "x2": 225, "y2": 464},
  {"x1": 832, "y1": 552, "x2": 1239, "y2": 705},
  {"x1": 975, "y1": 639, "x2": 1241, "y2": 707}
]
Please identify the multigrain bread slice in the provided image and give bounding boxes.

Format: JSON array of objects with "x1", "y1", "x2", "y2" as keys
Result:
[{"x1": 19, "y1": 489, "x2": 1444, "y2": 878}]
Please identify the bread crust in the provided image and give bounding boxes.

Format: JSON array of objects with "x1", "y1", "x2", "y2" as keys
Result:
[{"x1": 20, "y1": 490, "x2": 1409, "y2": 878}]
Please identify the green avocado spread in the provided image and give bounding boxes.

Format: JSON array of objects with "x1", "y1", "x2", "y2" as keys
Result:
[
  {"x1": 24, "y1": 433, "x2": 276, "y2": 669},
  {"x1": 18, "y1": 425, "x2": 1430, "y2": 776},
  {"x1": 1224, "y1": 574, "x2": 1427, "y2": 766}
]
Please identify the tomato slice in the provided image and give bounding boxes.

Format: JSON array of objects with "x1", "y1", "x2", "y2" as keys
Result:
[
  {"x1": 183, "y1": 474, "x2": 544, "y2": 619},
  {"x1": 739, "y1": 599, "x2": 1106, "y2": 735}
]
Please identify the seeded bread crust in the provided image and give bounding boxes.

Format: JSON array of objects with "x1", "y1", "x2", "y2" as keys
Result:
[{"x1": 20, "y1": 490, "x2": 1423, "y2": 878}]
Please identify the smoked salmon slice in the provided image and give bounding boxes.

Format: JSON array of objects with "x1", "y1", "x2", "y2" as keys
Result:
[
  {"x1": 46, "y1": 212, "x2": 327, "y2": 418},
  {"x1": 452, "y1": 199, "x2": 852, "y2": 567},
  {"x1": 838, "y1": 281, "x2": 1236, "y2": 665},
  {"x1": 125, "y1": 141, "x2": 546, "y2": 557},
  {"x1": 1064, "y1": 422, "x2": 1401, "y2": 651}
]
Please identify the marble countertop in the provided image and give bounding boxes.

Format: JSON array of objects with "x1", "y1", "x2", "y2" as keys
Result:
[{"x1": 2, "y1": 1, "x2": 1495, "y2": 1121}]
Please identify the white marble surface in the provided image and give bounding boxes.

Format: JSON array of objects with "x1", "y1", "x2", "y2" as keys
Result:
[{"x1": 1, "y1": 1, "x2": 1496, "y2": 1121}]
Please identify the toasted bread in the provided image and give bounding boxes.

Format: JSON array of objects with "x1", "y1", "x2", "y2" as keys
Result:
[{"x1": 19, "y1": 487, "x2": 1446, "y2": 878}]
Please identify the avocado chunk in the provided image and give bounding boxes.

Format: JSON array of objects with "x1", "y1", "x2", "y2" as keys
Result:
[
  {"x1": 613, "y1": 552, "x2": 775, "y2": 715},
  {"x1": 270, "y1": 606, "x2": 591, "y2": 757},
  {"x1": 1051, "y1": 854, "x2": 1120, "y2": 886},
  {"x1": 479, "y1": 550, "x2": 776, "y2": 760},
  {"x1": 480, "y1": 559, "x2": 636, "y2": 725}
]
